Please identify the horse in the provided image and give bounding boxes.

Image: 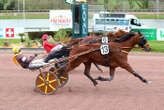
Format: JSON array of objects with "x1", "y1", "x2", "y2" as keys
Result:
[
  {"x1": 66, "y1": 30, "x2": 129, "y2": 47},
  {"x1": 65, "y1": 30, "x2": 131, "y2": 73},
  {"x1": 63, "y1": 32, "x2": 151, "y2": 86},
  {"x1": 64, "y1": 30, "x2": 149, "y2": 74}
]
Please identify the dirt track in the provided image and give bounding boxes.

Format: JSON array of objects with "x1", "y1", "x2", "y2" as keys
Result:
[{"x1": 0, "y1": 51, "x2": 164, "y2": 110}]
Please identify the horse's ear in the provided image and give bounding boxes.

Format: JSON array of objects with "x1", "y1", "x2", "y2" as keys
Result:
[
  {"x1": 138, "y1": 30, "x2": 141, "y2": 34},
  {"x1": 106, "y1": 32, "x2": 113, "y2": 36},
  {"x1": 138, "y1": 31, "x2": 142, "y2": 36},
  {"x1": 120, "y1": 29, "x2": 124, "y2": 32},
  {"x1": 137, "y1": 30, "x2": 141, "y2": 33}
]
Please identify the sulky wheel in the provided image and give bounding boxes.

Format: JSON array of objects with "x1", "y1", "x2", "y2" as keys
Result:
[
  {"x1": 50, "y1": 67, "x2": 69, "y2": 88},
  {"x1": 56, "y1": 71, "x2": 69, "y2": 88},
  {"x1": 35, "y1": 71, "x2": 59, "y2": 95}
]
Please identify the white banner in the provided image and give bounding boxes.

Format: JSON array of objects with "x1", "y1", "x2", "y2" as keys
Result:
[
  {"x1": 65, "y1": 0, "x2": 86, "y2": 4},
  {"x1": 49, "y1": 10, "x2": 72, "y2": 31},
  {"x1": 65, "y1": 0, "x2": 73, "y2": 4},
  {"x1": 0, "y1": 27, "x2": 24, "y2": 39},
  {"x1": 157, "y1": 29, "x2": 164, "y2": 40}
]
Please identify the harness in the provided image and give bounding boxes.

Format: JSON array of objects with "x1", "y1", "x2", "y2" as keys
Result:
[
  {"x1": 100, "y1": 36, "x2": 110, "y2": 66},
  {"x1": 121, "y1": 50, "x2": 129, "y2": 54}
]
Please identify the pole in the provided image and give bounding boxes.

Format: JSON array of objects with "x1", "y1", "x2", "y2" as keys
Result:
[
  {"x1": 103, "y1": 0, "x2": 106, "y2": 36},
  {"x1": 122, "y1": 0, "x2": 126, "y2": 11},
  {"x1": 23, "y1": 0, "x2": 25, "y2": 19},
  {"x1": 156, "y1": 0, "x2": 159, "y2": 18},
  {"x1": 17, "y1": 0, "x2": 20, "y2": 15}
]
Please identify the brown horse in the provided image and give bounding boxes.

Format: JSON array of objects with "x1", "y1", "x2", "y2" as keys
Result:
[
  {"x1": 66, "y1": 30, "x2": 129, "y2": 47},
  {"x1": 65, "y1": 30, "x2": 130, "y2": 73},
  {"x1": 64, "y1": 32, "x2": 151, "y2": 86}
]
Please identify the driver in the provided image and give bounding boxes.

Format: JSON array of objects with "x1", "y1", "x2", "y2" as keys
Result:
[
  {"x1": 41, "y1": 34, "x2": 70, "y2": 63},
  {"x1": 42, "y1": 34, "x2": 63, "y2": 53},
  {"x1": 12, "y1": 46, "x2": 47, "y2": 70}
]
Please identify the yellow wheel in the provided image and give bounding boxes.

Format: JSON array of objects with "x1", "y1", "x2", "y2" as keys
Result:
[
  {"x1": 35, "y1": 71, "x2": 59, "y2": 95},
  {"x1": 49, "y1": 67, "x2": 69, "y2": 88},
  {"x1": 56, "y1": 72, "x2": 69, "y2": 88}
]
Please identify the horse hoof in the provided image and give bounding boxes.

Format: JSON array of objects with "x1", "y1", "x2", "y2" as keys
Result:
[
  {"x1": 146, "y1": 80, "x2": 151, "y2": 84},
  {"x1": 144, "y1": 80, "x2": 151, "y2": 84},
  {"x1": 93, "y1": 81, "x2": 98, "y2": 86}
]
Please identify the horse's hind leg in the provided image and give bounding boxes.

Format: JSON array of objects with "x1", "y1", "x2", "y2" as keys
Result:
[
  {"x1": 95, "y1": 67, "x2": 115, "y2": 82},
  {"x1": 93, "y1": 63, "x2": 103, "y2": 73},
  {"x1": 84, "y1": 62, "x2": 98, "y2": 86}
]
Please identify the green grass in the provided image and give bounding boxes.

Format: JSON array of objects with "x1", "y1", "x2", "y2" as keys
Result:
[
  {"x1": 0, "y1": 14, "x2": 49, "y2": 19},
  {"x1": 132, "y1": 40, "x2": 164, "y2": 53},
  {"x1": 1, "y1": 13, "x2": 164, "y2": 19},
  {"x1": 135, "y1": 14, "x2": 164, "y2": 19},
  {"x1": 148, "y1": 40, "x2": 164, "y2": 52},
  {"x1": 0, "y1": 39, "x2": 21, "y2": 46},
  {"x1": 0, "y1": 39, "x2": 164, "y2": 53}
]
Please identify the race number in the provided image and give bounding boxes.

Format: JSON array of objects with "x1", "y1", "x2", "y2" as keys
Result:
[
  {"x1": 100, "y1": 44, "x2": 109, "y2": 55},
  {"x1": 102, "y1": 36, "x2": 108, "y2": 44}
]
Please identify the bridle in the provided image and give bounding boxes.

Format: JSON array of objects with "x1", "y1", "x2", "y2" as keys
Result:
[{"x1": 119, "y1": 35, "x2": 150, "y2": 54}]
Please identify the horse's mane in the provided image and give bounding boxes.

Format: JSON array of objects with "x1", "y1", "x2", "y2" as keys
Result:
[{"x1": 113, "y1": 32, "x2": 135, "y2": 43}]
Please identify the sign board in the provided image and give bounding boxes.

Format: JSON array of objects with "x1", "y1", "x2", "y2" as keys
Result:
[
  {"x1": 157, "y1": 29, "x2": 164, "y2": 40},
  {"x1": 49, "y1": 10, "x2": 72, "y2": 31},
  {"x1": 102, "y1": 36, "x2": 108, "y2": 44},
  {"x1": 131, "y1": 28, "x2": 157, "y2": 40},
  {"x1": 72, "y1": 3, "x2": 88, "y2": 38},
  {"x1": 100, "y1": 44, "x2": 109, "y2": 55},
  {"x1": 65, "y1": 0, "x2": 73, "y2": 4},
  {"x1": 65, "y1": 0, "x2": 86, "y2": 4},
  {"x1": 0, "y1": 27, "x2": 24, "y2": 39}
]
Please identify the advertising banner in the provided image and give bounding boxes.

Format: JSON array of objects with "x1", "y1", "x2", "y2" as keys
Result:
[
  {"x1": 49, "y1": 10, "x2": 72, "y2": 31},
  {"x1": 65, "y1": 0, "x2": 87, "y2": 4},
  {"x1": 81, "y1": 3, "x2": 88, "y2": 36},
  {"x1": 65, "y1": 0, "x2": 73, "y2": 4},
  {"x1": 0, "y1": 27, "x2": 24, "y2": 39},
  {"x1": 157, "y1": 29, "x2": 164, "y2": 40},
  {"x1": 131, "y1": 28, "x2": 157, "y2": 40},
  {"x1": 0, "y1": 28, "x2": 3, "y2": 38}
]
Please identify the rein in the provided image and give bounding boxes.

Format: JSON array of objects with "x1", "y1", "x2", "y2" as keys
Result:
[
  {"x1": 119, "y1": 45, "x2": 146, "y2": 54},
  {"x1": 42, "y1": 48, "x2": 100, "y2": 69}
]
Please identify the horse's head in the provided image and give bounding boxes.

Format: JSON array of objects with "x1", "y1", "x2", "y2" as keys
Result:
[{"x1": 137, "y1": 32, "x2": 151, "y2": 52}]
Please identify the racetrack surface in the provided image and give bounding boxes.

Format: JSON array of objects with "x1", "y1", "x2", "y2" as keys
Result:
[{"x1": 0, "y1": 51, "x2": 164, "y2": 110}]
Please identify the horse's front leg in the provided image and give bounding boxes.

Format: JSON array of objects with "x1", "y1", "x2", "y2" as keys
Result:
[
  {"x1": 84, "y1": 62, "x2": 98, "y2": 86},
  {"x1": 120, "y1": 62, "x2": 150, "y2": 84},
  {"x1": 95, "y1": 67, "x2": 115, "y2": 82},
  {"x1": 131, "y1": 71, "x2": 150, "y2": 84}
]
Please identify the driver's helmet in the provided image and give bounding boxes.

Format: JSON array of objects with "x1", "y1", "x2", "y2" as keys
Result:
[
  {"x1": 12, "y1": 46, "x2": 21, "y2": 55},
  {"x1": 42, "y1": 34, "x2": 49, "y2": 41}
]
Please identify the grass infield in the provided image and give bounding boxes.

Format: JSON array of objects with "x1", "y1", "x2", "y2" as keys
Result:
[{"x1": 0, "y1": 39, "x2": 164, "y2": 53}]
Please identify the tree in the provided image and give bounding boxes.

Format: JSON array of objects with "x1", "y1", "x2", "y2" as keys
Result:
[
  {"x1": 128, "y1": 0, "x2": 135, "y2": 9},
  {"x1": 134, "y1": 0, "x2": 150, "y2": 9},
  {"x1": 18, "y1": 33, "x2": 25, "y2": 43},
  {"x1": 104, "y1": 0, "x2": 109, "y2": 9},
  {"x1": 0, "y1": 0, "x2": 5, "y2": 10},
  {"x1": 3, "y1": 0, "x2": 16, "y2": 10}
]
